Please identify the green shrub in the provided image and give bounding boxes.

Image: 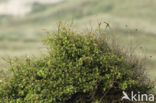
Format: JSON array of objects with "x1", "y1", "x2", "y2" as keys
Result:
[{"x1": 0, "y1": 24, "x2": 154, "y2": 103}]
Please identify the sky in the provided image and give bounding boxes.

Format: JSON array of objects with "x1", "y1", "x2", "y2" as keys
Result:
[{"x1": 0, "y1": 0, "x2": 61, "y2": 16}]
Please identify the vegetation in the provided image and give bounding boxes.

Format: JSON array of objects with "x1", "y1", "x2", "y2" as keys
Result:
[
  {"x1": 0, "y1": 24, "x2": 154, "y2": 103},
  {"x1": 0, "y1": 0, "x2": 155, "y2": 80},
  {"x1": 0, "y1": 0, "x2": 155, "y2": 102}
]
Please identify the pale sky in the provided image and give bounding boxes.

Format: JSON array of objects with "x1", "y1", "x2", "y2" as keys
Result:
[{"x1": 0, "y1": 0, "x2": 61, "y2": 16}]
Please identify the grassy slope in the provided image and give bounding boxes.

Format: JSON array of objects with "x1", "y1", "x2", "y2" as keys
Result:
[
  {"x1": 0, "y1": 0, "x2": 155, "y2": 80},
  {"x1": 0, "y1": 0, "x2": 8, "y2": 3}
]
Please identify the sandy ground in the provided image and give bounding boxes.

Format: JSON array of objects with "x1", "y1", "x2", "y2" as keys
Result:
[{"x1": 0, "y1": 0, "x2": 61, "y2": 16}]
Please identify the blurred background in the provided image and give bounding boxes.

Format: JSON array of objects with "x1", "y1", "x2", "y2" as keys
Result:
[{"x1": 0, "y1": 0, "x2": 155, "y2": 81}]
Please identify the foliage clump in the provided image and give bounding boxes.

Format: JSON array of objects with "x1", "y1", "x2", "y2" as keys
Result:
[{"x1": 0, "y1": 24, "x2": 153, "y2": 103}]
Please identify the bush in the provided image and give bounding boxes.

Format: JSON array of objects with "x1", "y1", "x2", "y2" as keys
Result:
[{"x1": 0, "y1": 24, "x2": 154, "y2": 103}]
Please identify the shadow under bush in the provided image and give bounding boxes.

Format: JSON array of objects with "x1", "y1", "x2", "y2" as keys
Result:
[{"x1": 0, "y1": 24, "x2": 154, "y2": 103}]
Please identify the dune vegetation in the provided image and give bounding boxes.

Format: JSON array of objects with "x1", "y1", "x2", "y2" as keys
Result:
[
  {"x1": 0, "y1": 24, "x2": 154, "y2": 103},
  {"x1": 0, "y1": 0, "x2": 155, "y2": 102},
  {"x1": 0, "y1": 0, "x2": 155, "y2": 80}
]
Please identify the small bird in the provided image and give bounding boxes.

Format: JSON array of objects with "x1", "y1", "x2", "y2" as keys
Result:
[{"x1": 104, "y1": 21, "x2": 110, "y2": 29}]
